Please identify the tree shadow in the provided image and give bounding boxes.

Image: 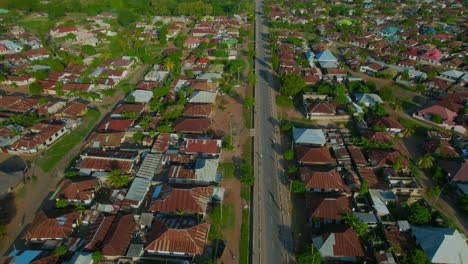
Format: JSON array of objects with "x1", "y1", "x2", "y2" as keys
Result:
[
  {"x1": 277, "y1": 224, "x2": 294, "y2": 255},
  {"x1": 0, "y1": 194, "x2": 16, "y2": 225}
]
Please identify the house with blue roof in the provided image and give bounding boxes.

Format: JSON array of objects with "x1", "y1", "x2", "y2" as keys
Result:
[
  {"x1": 422, "y1": 27, "x2": 437, "y2": 35},
  {"x1": 410, "y1": 225, "x2": 468, "y2": 264},
  {"x1": 292, "y1": 127, "x2": 326, "y2": 146},
  {"x1": 380, "y1": 27, "x2": 402, "y2": 37},
  {"x1": 316, "y1": 50, "x2": 339, "y2": 69},
  {"x1": 0, "y1": 40, "x2": 22, "y2": 54}
]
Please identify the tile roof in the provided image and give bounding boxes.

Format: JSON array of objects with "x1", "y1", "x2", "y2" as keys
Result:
[
  {"x1": 296, "y1": 146, "x2": 336, "y2": 165},
  {"x1": 149, "y1": 185, "x2": 213, "y2": 214},
  {"x1": 362, "y1": 131, "x2": 393, "y2": 144},
  {"x1": 306, "y1": 102, "x2": 336, "y2": 114},
  {"x1": 102, "y1": 214, "x2": 136, "y2": 256},
  {"x1": 357, "y1": 167, "x2": 388, "y2": 189},
  {"x1": 84, "y1": 213, "x2": 116, "y2": 251},
  {"x1": 112, "y1": 103, "x2": 145, "y2": 116},
  {"x1": 146, "y1": 221, "x2": 210, "y2": 255},
  {"x1": 369, "y1": 116, "x2": 404, "y2": 130},
  {"x1": 384, "y1": 225, "x2": 413, "y2": 254},
  {"x1": 61, "y1": 101, "x2": 87, "y2": 117},
  {"x1": 306, "y1": 193, "x2": 350, "y2": 220},
  {"x1": 168, "y1": 165, "x2": 196, "y2": 179},
  {"x1": 418, "y1": 105, "x2": 457, "y2": 125},
  {"x1": 61, "y1": 83, "x2": 92, "y2": 92},
  {"x1": 300, "y1": 168, "x2": 350, "y2": 192},
  {"x1": 367, "y1": 149, "x2": 409, "y2": 168},
  {"x1": 57, "y1": 178, "x2": 99, "y2": 201},
  {"x1": 78, "y1": 158, "x2": 134, "y2": 173},
  {"x1": 183, "y1": 104, "x2": 212, "y2": 117},
  {"x1": 173, "y1": 117, "x2": 210, "y2": 134},
  {"x1": 452, "y1": 161, "x2": 468, "y2": 182},
  {"x1": 314, "y1": 224, "x2": 364, "y2": 258},
  {"x1": 23, "y1": 210, "x2": 80, "y2": 240},
  {"x1": 98, "y1": 118, "x2": 134, "y2": 132},
  {"x1": 87, "y1": 132, "x2": 124, "y2": 149},
  {"x1": 426, "y1": 139, "x2": 459, "y2": 158}
]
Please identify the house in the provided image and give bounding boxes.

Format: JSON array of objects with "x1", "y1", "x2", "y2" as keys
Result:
[
  {"x1": 56, "y1": 178, "x2": 100, "y2": 205},
  {"x1": 380, "y1": 26, "x2": 402, "y2": 37},
  {"x1": 8, "y1": 123, "x2": 68, "y2": 154},
  {"x1": 300, "y1": 167, "x2": 350, "y2": 194},
  {"x1": 440, "y1": 69, "x2": 464, "y2": 82},
  {"x1": 358, "y1": 167, "x2": 388, "y2": 189},
  {"x1": 173, "y1": 118, "x2": 210, "y2": 134},
  {"x1": 296, "y1": 146, "x2": 336, "y2": 166},
  {"x1": 312, "y1": 225, "x2": 364, "y2": 262},
  {"x1": 87, "y1": 132, "x2": 124, "y2": 149},
  {"x1": 111, "y1": 103, "x2": 145, "y2": 119},
  {"x1": 410, "y1": 225, "x2": 468, "y2": 264},
  {"x1": 76, "y1": 150, "x2": 139, "y2": 175},
  {"x1": 149, "y1": 185, "x2": 214, "y2": 216},
  {"x1": 348, "y1": 146, "x2": 367, "y2": 166},
  {"x1": 421, "y1": 49, "x2": 444, "y2": 64},
  {"x1": 25, "y1": 47, "x2": 49, "y2": 61},
  {"x1": 23, "y1": 210, "x2": 81, "y2": 243},
  {"x1": 188, "y1": 91, "x2": 217, "y2": 104},
  {"x1": 61, "y1": 83, "x2": 94, "y2": 93},
  {"x1": 128, "y1": 90, "x2": 153, "y2": 103},
  {"x1": 0, "y1": 40, "x2": 22, "y2": 54},
  {"x1": 360, "y1": 63, "x2": 385, "y2": 75},
  {"x1": 97, "y1": 118, "x2": 134, "y2": 132},
  {"x1": 144, "y1": 70, "x2": 169, "y2": 82},
  {"x1": 369, "y1": 189, "x2": 396, "y2": 216},
  {"x1": 184, "y1": 38, "x2": 201, "y2": 48},
  {"x1": 145, "y1": 221, "x2": 210, "y2": 258},
  {"x1": 451, "y1": 161, "x2": 468, "y2": 195},
  {"x1": 123, "y1": 177, "x2": 151, "y2": 210},
  {"x1": 292, "y1": 127, "x2": 326, "y2": 146},
  {"x1": 49, "y1": 26, "x2": 78, "y2": 38},
  {"x1": 168, "y1": 158, "x2": 219, "y2": 185},
  {"x1": 425, "y1": 139, "x2": 459, "y2": 158},
  {"x1": 181, "y1": 138, "x2": 222, "y2": 157},
  {"x1": 361, "y1": 131, "x2": 393, "y2": 144},
  {"x1": 60, "y1": 101, "x2": 88, "y2": 117},
  {"x1": 368, "y1": 116, "x2": 404, "y2": 133},
  {"x1": 383, "y1": 225, "x2": 413, "y2": 256},
  {"x1": 316, "y1": 50, "x2": 339, "y2": 69},
  {"x1": 367, "y1": 149, "x2": 409, "y2": 169},
  {"x1": 415, "y1": 105, "x2": 458, "y2": 127},
  {"x1": 183, "y1": 104, "x2": 212, "y2": 117},
  {"x1": 306, "y1": 193, "x2": 351, "y2": 227},
  {"x1": 354, "y1": 93, "x2": 383, "y2": 107},
  {"x1": 4, "y1": 74, "x2": 35, "y2": 86},
  {"x1": 101, "y1": 214, "x2": 136, "y2": 257},
  {"x1": 305, "y1": 101, "x2": 336, "y2": 118}
]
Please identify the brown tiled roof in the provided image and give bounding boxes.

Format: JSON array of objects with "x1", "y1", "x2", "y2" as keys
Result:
[
  {"x1": 87, "y1": 132, "x2": 124, "y2": 149},
  {"x1": 173, "y1": 118, "x2": 210, "y2": 134},
  {"x1": 102, "y1": 214, "x2": 136, "y2": 256},
  {"x1": 10, "y1": 123, "x2": 65, "y2": 150},
  {"x1": 64, "y1": 64, "x2": 86, "y2": 74},
  {"x1": 168, "y1": 165, "x2": 196, "y2": 179},
  {"x1": 296, "y1": 146, "x2": 336, "y2": 165},
  {"x1": 78, "y1": 158, "x2": 134, "y2": 173},
  {"x1": 151, "y1": 133, "x2": 171, "y2": 153},
  {"x1": 306, "y1": 193, "x2": 350, "y2": 220},
  {"x1": 23, "y1": 211, "x2": 80, "y2": 240},
  {"x1": 319, "y1": 225, "x2": 364, "y2": 257},
  {"x1": 362, "y1": 131, "x2": 393, "y2": 144},
  {"x1": 182, "y1": 139, "x2": 221, "y2": 155},
  {"x1": 367, "y1": 149, "x2": 409, "y2": 168},
  {"x1": 61, "y1": 101, "x2": 87, "y2": 117},
  {"x1": 61, "y1": 83, "x2": 92, "y2": 92},
  {"x1": 426, "y1": 139, "x2": 459, "y2": 157},
  {"x1": 98, "y1": 118, "x2": 134, "y2": 132},
  {"x1": 348, "y1": 146, "x2": 367, "y2": 166},
  {"x1": 136, "y1": 81, "x2": 161, "y2": 90},
  {"x1": 452, "y1": 161, "x2": 468, "y2": 182},
  {"x1": 58, "y1": 178, "x2": 98, "y2": 201},
  {"x1": 306, "y1": 102, "x2": 336, "y2": 114},
  {"x1": 358, "y1": 167, "x2": 388, "y2": 189},
  {"x1": 369, "y1": 116, "x2": 404, "y2": 130},
  {"x1": 84, "y1": 213, "x2": 116, "y2": 251},
  {"x1": 149, "y1": 185, "x2": 213, "y2": 214},
  {"x1": 146, "y1": 221, "x2": 210, "y2": 255},
  {"x1": 384, "y1": 225, "x2": 413, "y2": 254},
  {"x1": 183, "y1": 104, "x2": 212, "y2": 117},
  {"x1": 300, "y1": 168, "x2": 350, "y2": 192}
]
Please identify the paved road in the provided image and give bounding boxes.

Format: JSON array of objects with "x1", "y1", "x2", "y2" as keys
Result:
[{"x1": 252, "y1": 1, "x2": 294, "y2": 263}]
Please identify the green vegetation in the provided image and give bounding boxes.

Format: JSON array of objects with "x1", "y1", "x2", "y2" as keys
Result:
[
  {"x1": 290, "y1": 180, "x2": 305, "y2": 193},
  {"x1": 55, "y1": 198, "x2": 68, "y2": 208},
  {"x1": 458, "y1": 195, "x2": 468, "y2": 212},
  {"x1": 3, "y1": 112, "x2": 43, "y2": 127},
  {"x1": 407, "y1": 204, "x2": 431, "y2": 225},
  {"x1": 352, "y1": 137, "x2": 393, "y2": 149},
  {"x1": 296, "y1": 246, "x2": 323, "y2": 264},
  {"x1": 283, "y1": 148, "x2": 294, "y2": 161},
  {"x1": 0, "y1": 223, "x2": 7, "y2": 237},
  {"x1": 38, "y1": 109, "x2": 101, "y2": 172},
  {"x1": 280, "y1": 73, "x2": 305, "y2": 98},
  {"x1": 239, "y1": 203, "x2": 250, "y2": 264},
  {"x1": 222, "y1": 136, "x2": 234, "y2": 151},
  {"x1": 342, "y1": 212, "x2": 368, "y2": 237},
  {"x1": 240, "y1": 163, "x2": 254, "y2": 186},
  {"x1": 219, "y1": 162, "x2": 235, "y2": 179},
  {"x1": 287, "y1": 165, "x2": 298, "y2": 175},
  {"x1": 132, "y1": 131, "x2": 144, "y2": 142},
  {"x1": 430, "y1": 113, "x2": 443, "y2": 124},
  {"x1": 92, "y1": 251, "x2": 104, "y2": 262},
  {"x1": 107, "y1": 169, "x2": 130, "y2": 188},
  {"x1": 280, "y1": 121, "x2": 293, "y2": 131},
  {"x1": 359, "y1": 180, "x2": 369, "y2": 195},
  {"x1": 208, "y1": 203, "x2": 234, "y2": 240},
  {"x1": 417, "y1": 153, "x2": 435, "y2": 169},
  {"x1": 54, "y1": 245, "x2": 67, "y2": 256},
  {"x1": 401, "y1": 249, "x2": 430, "y2": 264},
  {"x1": 275, "y1": 95, "x2": 294, "y2": 108}
]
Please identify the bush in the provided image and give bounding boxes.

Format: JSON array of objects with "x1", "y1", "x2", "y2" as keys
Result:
[
  {"x1": 280, "y1": 122, "x2": 292, "y2": 131},
  {"x1": 407, "y1": 204, "x2": 431, "y2": 225},
  {"x1": 29, "y1": 82, "x2": 43, "y2": 95},
  {"x1": 283, "y1": 148, "x2": 294, "y2": 161},
  {"x1": 430, "y1": 114, "x2": 443, "y2": 124},
  {"x1": 275, "y1": 95, "x2": 293, "y2": 107}
]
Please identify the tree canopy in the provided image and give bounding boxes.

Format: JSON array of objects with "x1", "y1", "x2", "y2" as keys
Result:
[
  {"x1": 407, "y1": 204, "x2": 431, "y2": 225},
  {"x1": 280, "y1": 73, "x2": 305, "y2": 98}
]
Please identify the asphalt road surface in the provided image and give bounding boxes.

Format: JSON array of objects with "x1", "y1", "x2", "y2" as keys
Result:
[{"x1": 252, "y1": 0, "x2": 294, "y2": 263}]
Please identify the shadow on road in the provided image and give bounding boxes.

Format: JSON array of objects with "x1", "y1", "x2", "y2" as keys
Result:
[
  {"x1": 277, "y1": 224, "x2": 295, "y2": 254},
  {"x1": 0, "y1": 194, "x2": 16, "y2": 225}
]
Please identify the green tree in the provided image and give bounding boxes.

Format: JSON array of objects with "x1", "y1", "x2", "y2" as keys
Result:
[
  {"x1": 402, "y1": 127, "x2": 415, "y2": 137},
  {"x1": 426, "y1": 186, "x2": 441, "y2": 198},
  {"x1": 417, "y1": 153, "x2": 435, "y2": 169},
  {"x1": 55, "y1": 198, "x2": 68, "y2": 208},
  {"x1": 393, "y1": 157, "x2": 402, "y2": 171},
  {"x1": 287, "y1": 165, "x2": 298, "y2": 175},
  {"x1": 244, "y1": 96, "x2": 255, "y2": 109},
  {"x1": 407, "y1": 204, "x2": 431, "y2": 225},
  {"x1": 283, "y1": 148, "x2": 294, "y2": 161},
  {"x1": 430, "y1": 113, "x2": 443, "y2": 124},
  {"x1": 458, "y1": 195, "x2": 468, "y2": 212},
  {"x1": 54, "y1": 245, "x2": 67, "y2": 256},
  {"x1": 280, "y1": 73, "x2": 305, "y2": 98},
  {"x1": 29, "y1": 81, "x2": 43, "y2": 95},
  {"x1": 163, "y1": 57, "x2": 175, "y2": 72},
  {"x1": 391, "y1": 100, "x2": 403, "y2": 111},
  {"x1": 290, "y1": 180, "x2": 305, "y2": 193},
  {"x1": 342, "y1": 212, "x2": 368, "y2": 237},
  {"x1": 359, "y1": 180, "x2": 369, "y2": 195},
  {"x1": 92, "y1": 251, "x2": 104, "y2": 262},
  {"x1": 159, "y1": 27, "x2": 168, "y2": 45},
  {"x1": 33, "y1": 69, "x2": 48, "y2": 80},
  {"x1": 107, "y1": 169, "x2": 130, "y2": 188},
  {"x1": 133, "y1": 131, "x2": 144, "y2": 142},
  {"x1": 0, "y1": 223, "x2": 6, "y2": 237},
  {"x1": 81, "y1": 45, "x2": 97, "y2": 55},
  {"x1": 296, "y1": 246, "x2": 322, "y2": 264},
  {"x1": 240, "y1": 163, "x2": 255, "y2": 186},
  {"x1": 380, "y1": 86, "x2": 394, "y2": 101},
  {"x1": 401, "y1": 249, "x2": 430, "y2": 264},
  {"x1": 373, "y1": 103, "x2": 387, "y2": 116},
  {"x1": 222, "y1": 136, "x2": 234, "y2": 150},
  {"x1": 117, "y1": 9, "x2": 136, "y2": 26}
]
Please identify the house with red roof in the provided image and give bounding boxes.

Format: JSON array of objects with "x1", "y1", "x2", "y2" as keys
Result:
[
  {"x1": 56, "y1": 178, "x2": 100, "y2": 205},
  {"x1": 367, "y1": 149, "x2": 409, "y2": 169},
  {"x1": 145, "y1": 221, "x2": 210, "y2": 258},
  {"x1": 415, "y1": 104, "x2": 458, "y2": 127},
  {"x1": 305, "y1": 101, "x2": 336, "y2": 118},
  {"x1": 181, "y1": 138, "x2": 222, "y2": 157},
  {"x1": 306, "y1": 193, "x2": 351, "y2": 227},
  {"x1": 101, "y1": 214, "x2": 136, "y2": 257},
  {"x1": 184, "y1": 38, "x2": 201, "y2": 48},
  {"x1": 8, "y1": 123, "x2": 67, "y2": 154},
  {"x1": 421, "y1": 48, "x2": 444, "y2": 64},
  {"x1": 300, "y1": 167, "x2": 350, "y2": 194},
  {"x1": 49, "y1": 26, "x2": 78, "y2": 38},
  {"x1": 183, "y1": 104, "x2": 213, "y2": 118},
  {"x1": 98, "y1": 118, "x2": 135, "y2": 132},
  {"x1": 368, "y1": 116, "x2": 404, "y2": 133},
  {"x1": 312, "y1": 224, "x2": 364, "y2": 262},
  {"x1": 295, "y1": 146, "x2": 336, "y2": 166},
  {"x1": 25, "y1": 47, "x2": 49, "y2": 61},
  {"x1": 76, "y1": 150, "x2": 139, "y2": 175},
  {"x1": 173, "y1": 117, "x2": 210, "y2": 134},
  {"x1": 23, "y1": 210, "x2": 81, "y2": 244},
  {"x1": 149, "y1": 185, "x2": 214, "y2": 216}
]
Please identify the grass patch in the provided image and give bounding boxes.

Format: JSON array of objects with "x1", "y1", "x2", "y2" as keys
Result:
[
  {"x1": 244, "y1": 109, "x2": 252, "y2": 129},
  {"x1": 208, "y1": 203, "x2": 235, "y2": 240},
  {"x1": 398, "y1": 116, "x2": 430, "y2": 136},
  {"x1": 240, "y1": 185, "x2": 251, "y2": 202},
  {"x1": 18, "y1": 19, "x2": 55, "y2": 36},
  {"x1": 239, "y1": 208, "x2": 250, "y2": 264},
  {"x1": 38, "y1": 109, "x2": 101, "y2": 172},
  {"x1": 244, "y1": 136, "x2": 252, "y2": 163},
  {"x1": 275, "y1": 95, "x2": 294, "y2": 108},
  {"x1": 290, "y1": 118, "x2": 317, "y2": 127},
  {"x1": 219, "y1": 162, "x2": 236, "y2": 179}
]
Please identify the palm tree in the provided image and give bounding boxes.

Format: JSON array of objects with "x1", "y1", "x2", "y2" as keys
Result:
[
  {"x1": 391, "y1": 100, "x2": 403, "y2": 111},
  {"x1": 402, "y1": 127, "x2": 415, "y2": 137},
  {"x1": 417, "y1": 153, "x2": 435, "y2": 169},
  {"x1": 108, "y1": 169, "x2": 130, "y2": 188},
  {"x1": 163, "y1": 58, "x2": 175, "y2": 72}
]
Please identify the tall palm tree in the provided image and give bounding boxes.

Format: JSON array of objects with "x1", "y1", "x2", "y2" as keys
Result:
[
  {"x1": 402, "y1": 127, "x2": 415, "y2": 137},
  {"x1": 391, "y1": 100, "x2": 403, "y2": 111},
  {"x1": 163, "y1": 58, "x2": 175, "y2": 72},
  {"x1": 417, "y1": 153, "x2": 435, "y2": 169}
]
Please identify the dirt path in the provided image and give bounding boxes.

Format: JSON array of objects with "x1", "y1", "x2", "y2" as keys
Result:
[
  {"x1": 219, "y1": 178, "x2": 242, "y2": 264},
  {"x1": 0, "y1": 65, "x2": 148, "y2": 256}
]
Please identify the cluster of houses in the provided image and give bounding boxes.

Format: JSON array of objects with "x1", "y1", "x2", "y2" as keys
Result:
[{"x1": 0, "y1": 9, "x2": 251, "y2": 263}]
